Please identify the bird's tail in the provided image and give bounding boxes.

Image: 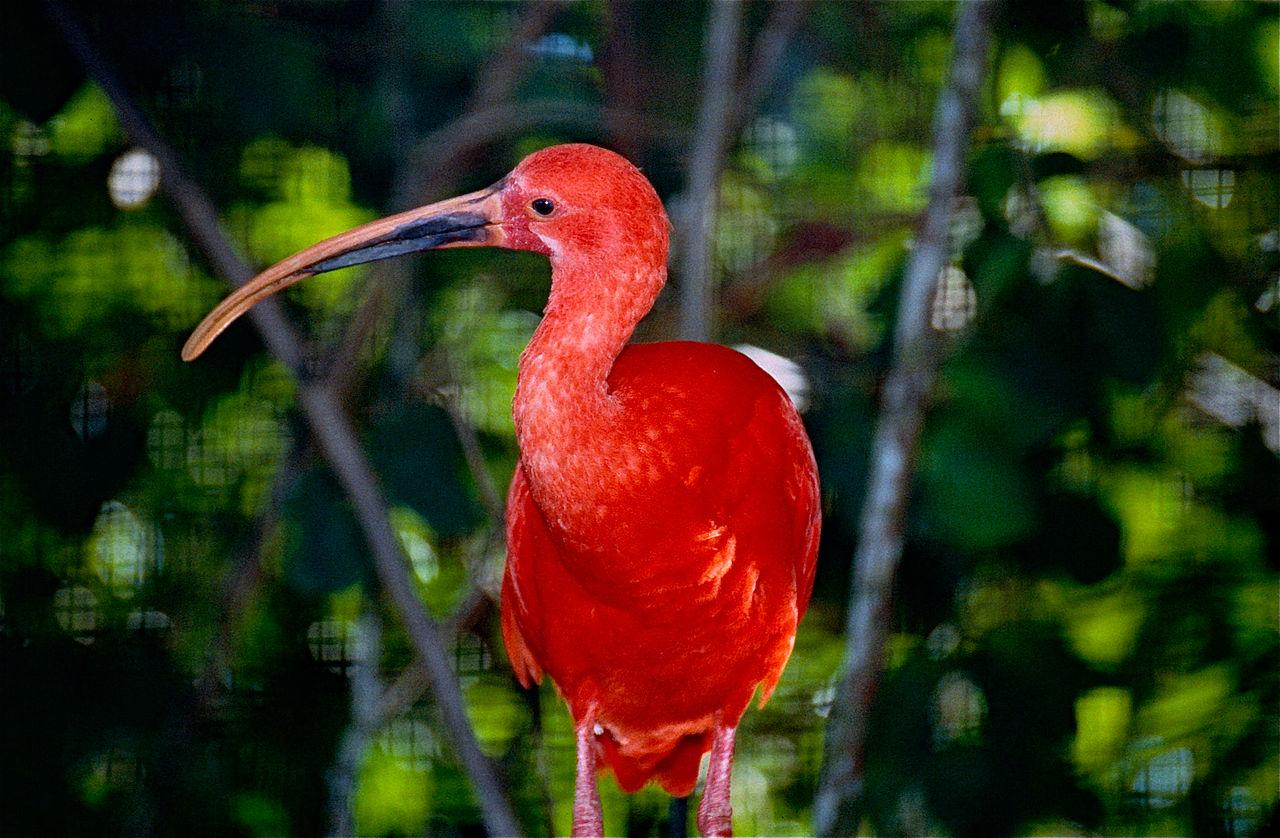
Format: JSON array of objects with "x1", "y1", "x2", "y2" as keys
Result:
[{"x1": 599, "y1": 729, "x2": 712, "y2": 797}]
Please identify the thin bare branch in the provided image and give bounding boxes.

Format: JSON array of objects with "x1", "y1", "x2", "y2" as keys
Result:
[
  {"x1": 813, "y1": 3, "x2": 997, "y2": 835},
  {"x1": 197, "y1": 442, "x2": 309, "y2": 702},
  {"x1": 281, "y1": 1, "x2": 567, "y2": 741},
  {"x1": 448, "y1": 400, "x2": 507, "y2": 529},
  {"x1": 600, "y1": 0, "x2": 648, "y2": 160},
  {"x1": 328, "y1": 0, "x2": 567, "y2": 386},
  {"x1": 409, "y1": 351, "x2": 508, "y2": 540},
  {"x1": 405, "y1": 99, "x2": 685, "y2": 203},
  {"x1": 206, "y1": 0, "x2": 562, "y2": 760},
  {"x1": 469, "y1": 1, "x2": 565, "y2": 114},
  {"x1": 43, "y1": 4, "x2": 298, "y2": 364},
  {"x1": 43, "y1": 3, "x2": 522, "y2": 833},
  {"x1": 728, "y1": 0, "x2": 810, "y2": 137},
  {"x1": 327, "y1": 608, "x2": 383, "y2": 837},
  {"x1": 376, "y1": 588, "x2": 496, "y2": 725},
  {"x1": 678, "y1": 0, "x2": 746, "y2": 342},
  {"x1": 360, "y1": 361, "x2": 512, "y2": 723}
]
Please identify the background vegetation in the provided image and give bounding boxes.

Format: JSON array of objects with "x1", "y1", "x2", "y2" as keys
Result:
[{"x1": 1, "y1": 1, "x2": 1276, "y2": 835}]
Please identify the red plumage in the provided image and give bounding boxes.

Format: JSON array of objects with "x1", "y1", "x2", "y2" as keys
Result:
[
  {"x1": 493, "y1": 145, "x2": 819, "y2": 809},
  {"x1": 502, "y1": 341, "x2": 820, "y2": 795}
]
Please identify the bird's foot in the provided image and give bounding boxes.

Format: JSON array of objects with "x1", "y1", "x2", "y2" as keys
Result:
[
  {"x1": 572, "y1": 802, "x2": 604, "y2": 838},
  {"x1": 696, "y1": 723, "x2": 736, "y2": 837},
  {"x1": 573, "y1": 713, "x2": 604, "y2": 837},
  {"x1": 696, "y1": 807, "x2": 732, "y2": 838}
]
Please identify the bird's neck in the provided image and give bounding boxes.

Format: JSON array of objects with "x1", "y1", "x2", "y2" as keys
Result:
[
  {"x1": 512, "y1": 259, "x2": 663, "y2": 530},
  {"x1": 515, "y1": 305, "x2": 628, "y2": 425}
]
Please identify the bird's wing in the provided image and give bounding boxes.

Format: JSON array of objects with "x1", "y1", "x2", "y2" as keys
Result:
[
  {"x1": 787, "y1": 403, "x2": 822, "y2": 621},
  {"x1": 758, "y1": 379, "x2": 822, "y2": 621},
  {"x1": 717, "y1": 366, "x2": 822, "y2": 619},
  {"x1": 725, "y1": 382, "x2": 822, "y2": 706},
  {"x1": 611, "y1": 341, "x2": 822, "y2": 620},
  {"x1": 500, "y1": 462, "x2": 547, "y2": 688}
]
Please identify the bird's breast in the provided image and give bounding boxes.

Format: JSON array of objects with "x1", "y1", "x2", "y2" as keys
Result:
[
  {"x1": 517, "y1": 395, "x2": 712, "y2": 531},
  {"x1": 525, "y1": 472, "x2": 755, "y2": 613},
  {"x1": 511, "y1": 341, "x2": 797, "y2": 608}
]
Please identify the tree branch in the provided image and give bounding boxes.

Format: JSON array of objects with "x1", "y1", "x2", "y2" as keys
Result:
[
  {"x1": 599, "y1": 0, "x2": 649, "y2": 161},
  {"x1": 197, "y1": 441, "x2": 309, "y2": 703},
  {"x1": 43, "y1": 3, "x2": 522, "y2": 834},
  {"x1": 464, "y1": 1, "x2": 566, "y2": 120},
  {"x1": 327, "y1": 608, "x2": 383, "y2": 837},
  {"x1": 214, "y1": 4, "x2": 585, "y2": 739},
  {"x1": 677, "y1": 0, "x2": 746, "y2": 342},
  {"x1": 404, "y1": 98, "x2": 685, "y2": 194},
  {"x1": 728, "y1": 0, "x2": 810, "y2": 137},
  {"x1": 812, "y1": 3, "x2": 996, "y2": 835},
  {"x1": 375, "y1": 587, "x2": 495, "y2": 725},
  {"x1": 326, "y1": 0, "x2": 566, "y2": 388},
  {"x1": 438, "y1": 381, "x2": 507, "y2": 529}
]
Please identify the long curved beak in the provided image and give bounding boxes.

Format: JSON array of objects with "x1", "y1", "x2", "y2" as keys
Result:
[{"x1": 182, "y1": 182, "x2": 506, "y2": 361}]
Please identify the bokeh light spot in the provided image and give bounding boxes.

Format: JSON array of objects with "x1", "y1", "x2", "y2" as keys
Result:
[
  {"x1": 54, "y1": 585, "x2": 98, "y2": 642},
  {"x1": 108, "y1": 149, "x2": 161, "y2": 209},
  {"x1": 90, "y1": 500, "x2": 162, "y2": 597},
  {"x1": 70, "y1": 380, "x2": 109, "y2": 440},
  {"x1": 930, "y1": 265, "x2": 976, "y2": 332},
  {"x1": 1152, "y1": 90, "x2": 1225, "y2": 163}
]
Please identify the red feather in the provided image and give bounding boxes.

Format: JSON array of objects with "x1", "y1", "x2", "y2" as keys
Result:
[{"x1": 502, "y1": 341, "x2": 819, "y2": 795}]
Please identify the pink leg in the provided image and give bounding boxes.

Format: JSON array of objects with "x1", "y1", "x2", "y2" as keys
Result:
[
  {"x1": 697, "y1": 725, "x2": 736, "y2": 837},
  {"x1": 573, "y1": 716, "x2": 604, "y2": 838}
]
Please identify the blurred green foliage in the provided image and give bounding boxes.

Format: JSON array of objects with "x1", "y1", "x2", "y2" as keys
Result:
[{"x1": 1, "y1": 1, "x2": 1277, "y2": 836}]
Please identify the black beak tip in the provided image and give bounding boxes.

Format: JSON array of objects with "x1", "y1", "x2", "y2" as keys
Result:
[
  {"x1": 392, "y1": 210, "x2": 491, "y2": 242},
  {"x1": 308, "y1": 211, "x2": 491, "y2": 275}
]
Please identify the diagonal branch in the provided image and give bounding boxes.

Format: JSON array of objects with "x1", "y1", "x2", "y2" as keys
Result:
[
  {"x1": 599, "y1": 0, "x2": 648, "y2": 161},
  {"x1": 468, "y1": 1, "x2": 565, "y2": 115},
  {"x1": 327, "y1": 608, "x2": 383, "y2": 838},
  {"x1": 42, "y1": 2, "x2": 522, "y2": 834},
  {"x1": 674, "y1": 0, "x2": 808, "y2": 344},
  {"x1": 727, "y1": 0, "x2": 810, "y2": 137},
  {"x1": 376, "y1": 587, "x2": 495, "y2": 725},
  {"x1": 327, "y1": 0, "x2": 566, "y2": 390},
  {"x1": 812, "y1": 2, "x2": 997, "y2": 835}
]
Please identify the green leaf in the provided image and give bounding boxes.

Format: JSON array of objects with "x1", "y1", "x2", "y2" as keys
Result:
[
  {"x1": 283, "y1": 466, "x2": 371, "y2": 594},
  {"x1": 920, "y1": 417, "x2": 1038, "y2": 549},
  {"x1": 368, "y1": 403, "x2": 483, "y2": 539}
]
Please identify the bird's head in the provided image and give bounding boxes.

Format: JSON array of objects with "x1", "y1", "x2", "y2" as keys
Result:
[
  {"x1": 182, "y1": 143, "x2": 668, "y2": 361},
  {"x1": 500, "y1": 144, "x2": 669, "y2": 265}
]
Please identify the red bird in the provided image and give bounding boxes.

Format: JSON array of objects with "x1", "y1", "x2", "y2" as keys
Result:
[{"x1": 184, "y1": 144, "x2": 820, "y2": 837}]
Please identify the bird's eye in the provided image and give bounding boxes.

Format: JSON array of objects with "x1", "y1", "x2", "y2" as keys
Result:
[{"x1": 531, "y1": 198, "x2": 555, "y2": 217}]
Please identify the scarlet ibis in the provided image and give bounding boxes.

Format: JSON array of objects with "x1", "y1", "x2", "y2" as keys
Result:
[{"x1": 184, "y1": 144, "x2": 820, "y2": 837}]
